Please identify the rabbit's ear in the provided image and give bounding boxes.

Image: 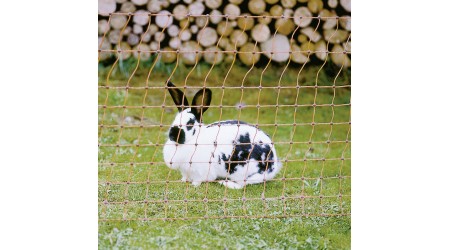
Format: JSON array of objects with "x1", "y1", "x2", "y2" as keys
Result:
[
  {"x1": 167, "y1": 81, "x2": 189, "y2": 112},
  {"x1": 191, "y1": 88, "x2": 212, "y2": 121}
]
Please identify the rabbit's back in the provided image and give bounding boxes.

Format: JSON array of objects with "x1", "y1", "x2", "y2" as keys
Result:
[{"x1": 199, "y1": 121, "x2": 281, "y2": 181}]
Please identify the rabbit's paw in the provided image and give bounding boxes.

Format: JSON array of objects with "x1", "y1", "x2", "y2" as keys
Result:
[
  {"x1": 218, "y1": 180, "x2": 243, "y2": 189},
  {"x1": 191, "y1": 181, "x2": 202, "y2": 187}
]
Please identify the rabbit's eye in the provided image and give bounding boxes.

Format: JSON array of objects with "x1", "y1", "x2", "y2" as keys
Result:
[{"x1": 186, "y1": 118, "x2": 195, "y2": 131}]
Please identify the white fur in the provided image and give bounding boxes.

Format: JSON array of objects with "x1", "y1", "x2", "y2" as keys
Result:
[{"x1": 163, "y1": 108, "x2": 281, "y2": 189}]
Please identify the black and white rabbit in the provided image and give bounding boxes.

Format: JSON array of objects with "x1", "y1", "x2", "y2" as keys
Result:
[{"x1": 163, "y1": 82, "x2": 281, "y2": 189}]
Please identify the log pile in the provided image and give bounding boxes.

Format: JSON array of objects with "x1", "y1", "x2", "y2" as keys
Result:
[{"x1": 98, "y1": 0, "x2": 351, "y2": 67}]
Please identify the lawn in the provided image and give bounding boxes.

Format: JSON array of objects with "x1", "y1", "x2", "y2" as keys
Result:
[{"x1": 98, "y1": 56, "x2": 351, "y2": 249}]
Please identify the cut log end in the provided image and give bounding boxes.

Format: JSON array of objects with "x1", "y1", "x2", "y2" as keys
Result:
[
  {"x1": 239, "y1": 43, "x2": 261, "y2": 66},
  {"x1": 251, "y1": 24, "x2": 271, "y2": 42}
]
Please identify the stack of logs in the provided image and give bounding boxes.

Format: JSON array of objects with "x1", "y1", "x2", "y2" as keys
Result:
[{"x1": 99, "y1": 0, "x2": 351, "y2": 67}]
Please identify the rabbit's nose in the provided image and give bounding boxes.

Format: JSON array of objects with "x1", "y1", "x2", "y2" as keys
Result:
[{"x1": 169, "y1": 126, "x2": 185, "y2": 144}]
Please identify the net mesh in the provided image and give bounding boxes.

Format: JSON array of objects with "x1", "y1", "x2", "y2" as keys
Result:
[{"x1": 98, "y1": 12, "x2": 350, "y2": 221}]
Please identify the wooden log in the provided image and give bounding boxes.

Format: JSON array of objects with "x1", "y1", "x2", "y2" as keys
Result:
[
  {"x1": 160, "y1": 0, "x2": 170, "y2": 8},
  {"x1": 230, "y1": 30, "x2": 248, "y2": 47},
  {"x1": 141, "y1": 32, "x2": 151, "y2": 42},
  {"x1": 127, "y1": 33, "x2": 140, "y2": 45},
  {"x1": 123, "y1": 26, "x2": 132, "y2": 35},
  {"x1": 261, "y1": 34, "x2": 290, "y2": 62},
  {"x1": 205, "y1": 0, "x2": 222, "y2": 9},
  {"x1": 168, "y1": 25, "x2": 180, "y2": 37},
  {"x1": 300, "y1": 41, "x2": 315, "y2": 53},
  {"x1": 223, "y1": 38, "x2": 235, "y2": 51},
  {"x1": 149, "y1": 41, "x2": 159, "y2": 51},
  {"x1": 230, "y1": 21, "x2": 238, "y2": 27},
  {"x1": 290, "y1": 44, "x2": 309, "y2": 63},
  {"x1": 179, "y1": 18, "x2": 190, "y2": 30},
  {"x1": 183, "y1": 0, "x2": 193, "y2": 3},
  {"x1": 148, "y1": 24, "x2": 158, "y2": 35},
  {"x1": 323, "y1": 29, "x2": 349, "y2": 44},
  {"x1": 297, "y1": 34, "x2": 307, "y2": 43},
  {"x1": 98, "y1": 20, "x2": 110, "y2": 35},
  {"x1": 265, "y1": 0, "x2": 279, "y2": 4},
  {"x1": 248, "y1": 0, "x2": 266, "y2": 15},
  {"x1": 293, "y1": 7, "x2": 312, "y2": 28},
  {"x1": 99, "y1": 0, "x2": 116, "y2": 16},
  {"x1": 218, "y1": 37, "x2": 230, "y2": 49},
  {"x1": 229, "y1": 0, "x2": 243, "y2": 4},
  {"x1": 283, "y1": 8, "x2": 294, "y2": 18},
  {"x1": 188, "y1": 1, "x2": 205, "y2": 15},
  {"x1": 173, "y1": 4, "x2": 188, "y2": 21},
  {"x1": 281, "y1": 0, "x2": 296, "y2": 9},
  {"x1": 170, "y1": 0, "x2": 180, "y2": 3},
  {"x1": 195, "y1": 16, "x2": 208, "y2": 28},
  {"x1": 147, "y1": 0, "x2": 161, "y2": 13},
  {"x1": 169, "y1": 37, "x2": 181, "y2": 49},
  {"x1": 320, "y1": 9, "x2": 337, "y2": 30},
  {"x1": 110, "y1": 14, "x2": 128, "y2": 30},
  {"x1": 154, "y1": 31, "x2": 166, "y2": 43},
  {"x1": 115, "y1": 0, "x2": 127, "y2": 3},
  {"x1": 133, "y1": 10, "x2": 150, "y2": 25},
  {"x1": 307, "y1": 0, "x2": 324, "y2": 14},
  {"x1": 224, "y1": 4, "x2": 240, "y2": 20},
  {"x1": 120, "y1": 1, "x2": 136, "y2": 13},
  {"x1": 269, "y1": 5, "x2": 283, "y2": 16},
  {"x1": 216, "y1": 21, "x2": 233, "y2": 36},
  {"x1": 108, "y1": 29, "x2": 122, "y2": 44},
  {"x1": 238, "y1": 43, "x2": 261, "y2": 66},
  {"x1": 180, "y1": 41, "x2": 202, "y2": 65},
  {"x1": 133, "y1": 24, "x2": 144, "y2": 34},
  {"x1": 275, "y1": 18, "x2": 295, "y2": 35},
  {"x1": 190, "y1": 25, "x2": 199, "y2": 34},
  {"x1": 98, "y1": 37, "x2": 112, "y2": 60},
  {"x1": 161, "y1": 47, "x2": 177, "y2": 63},
  {"x1": 204, "y1": 47, "x2": 224, "y2": 64},
  {"x1": 301, "y1": 27, "x2": 322, "y2": 43},
  {"x1": 330, "y1": 44, "x2": 350, "y2": 67},
  {"x1": 224, "y1": 54, "x2": 234, "y2": 63},
  {"x1": 314, "y1": 40, "x2": 327, "y2": 61},
  {"x1": 210, "y1": 10, "x2": 223, "y2": 24},
  {"x1": 339, "y1": 16, "x2": 351, "y2": 31},
  {"x1": 198, "y1": 27, "x2": 218, "y2": 47},
  {"x1": 251, "y1": 23, "x2": 270, "y2": 42},
  {"x1": 328, "y1": 0, "x2": 338, "y2": 8},
  {"x1": 132, "y1": 0, "x2": 148, "y2": 6},
  {"x1": 258, "y1": 12, "x2": 272, "y2": 25},
  {"x1": 340, "y1": 0, "x2": 351, "y2": 12},
  {"x1": 237, "y1": 14, "x2": 255, "y2": 31},
  {"x1": 343, "y1": 41, "x2": 351, "y2": 53},
  {"x1": 180, "y1": 29, "x2": 192, "y2": 41},
  {"x1": 133, "y1": 44, "x2": 152, "y2": 61},
  {"x1": 155, "y1": 10, "x2": 173, "y2": 28},
  {"x1": 116, "y1": 42, "x2": 131, "y2": 60}
]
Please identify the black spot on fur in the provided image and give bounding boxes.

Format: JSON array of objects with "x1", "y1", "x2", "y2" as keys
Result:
[
  {"x1": 186, "y1": 118, "x2": 195, "y2": 131},
  {"x1": 169, "y1": 126, "x2": 185, "y2": 144},
  {"x1": 221, "y1": 132, "x2": 275, "y2": 175}
]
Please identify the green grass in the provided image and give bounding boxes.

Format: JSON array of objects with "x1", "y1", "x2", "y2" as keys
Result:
[{"x1": 98, "y1": 57, "x2": 351, "y2": 249}]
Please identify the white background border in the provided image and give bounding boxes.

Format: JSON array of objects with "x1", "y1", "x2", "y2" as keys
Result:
[{"x1": 1, "y1": 0, "x2": 449, "y2": 249}]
